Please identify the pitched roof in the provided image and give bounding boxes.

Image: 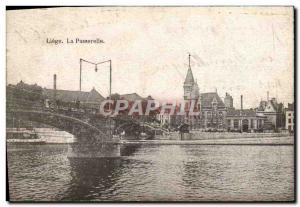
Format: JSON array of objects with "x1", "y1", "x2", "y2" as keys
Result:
[
  {"x1": 266, "y1": 101, "x2": 277, "y2": 112},
  {"x1": 110, "y1": 93, "x2": 153, "y2": 101},
  {"x1": 200, "y1": 92, "x2": 225, "y2": 108},
  {"x1": 184, "y1": 67, "x2": 194, "y2": 84},
  {"x1": 43, "y1": 88, "x2": 105, "y2": 103},
  {"x1": 257, "y1": 99, "x2": 283, "y2": 112},
  {"x1": 119, "y1": 93, "x2": 143, "y2": 101},
  {"x1": 145, "y1": 95, "x2": 154, "y2": 100},
  {"x1": 227, "y1": 109, "x2": 257, "y2": 117},
  {"x1": 287, "y1": 103, "x2": 294, "y2": 111},
  {"x1": 257, "y1": 101, "x2": 267, "y2": 111},
  {"x1": 269, "y1": 99, "x2": 283, "y2": 111}
]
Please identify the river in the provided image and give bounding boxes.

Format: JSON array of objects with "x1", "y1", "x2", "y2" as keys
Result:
[{"x1": 7, "y1": 143, "x2": 294, "y2": 202}]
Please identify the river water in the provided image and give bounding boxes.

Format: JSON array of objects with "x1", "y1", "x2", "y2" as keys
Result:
[{"x1": 7, "y1": 143, "x2": 294, "y2": 202}]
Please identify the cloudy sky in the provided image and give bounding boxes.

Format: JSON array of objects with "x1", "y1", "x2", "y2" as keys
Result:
[{"x1": 7, "y1": 7, "x2": 294, "y2": 108}]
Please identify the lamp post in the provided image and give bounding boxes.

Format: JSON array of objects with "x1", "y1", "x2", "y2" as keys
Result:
[
  {"x1": 79, "y1": 58, "x2": 113, "y2": 138},
  {"x1": 79, "y1": 58, "x2": 112, "y2": 97}
]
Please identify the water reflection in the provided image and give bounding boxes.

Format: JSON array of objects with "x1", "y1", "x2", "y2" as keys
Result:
[
  {"x1": 7, "y1": 144, "x2": 294, "y2": 202},
  {"x1": 120, "y1": 144, "x2": 141, "y2": 156},
  {"x1": 179, "y1": 145, "x2": 294, "y2": 201},
  {"x1": 7, "y1": 144, "x2": 71, "y2": 201},
  {"x1": 61, "y1": 158, "x2": 123, "y2": 201}
]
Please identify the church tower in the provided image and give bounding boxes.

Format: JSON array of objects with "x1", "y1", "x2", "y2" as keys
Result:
[
  {"x1": 183, "y1": 54, "x2": 199, "y2": 100},
  {"x1": 183, "y1": 54, "x2": 200, "y2": 129}
]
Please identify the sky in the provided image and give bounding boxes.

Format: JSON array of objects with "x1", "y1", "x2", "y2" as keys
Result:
[{"x1": 7, "y1": 7, "x2": 294, "y2": 108}]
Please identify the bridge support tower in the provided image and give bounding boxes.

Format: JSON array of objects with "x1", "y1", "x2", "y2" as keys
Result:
[{"x1": 67, "y1": 141, "x2": 121, "y2": 158}]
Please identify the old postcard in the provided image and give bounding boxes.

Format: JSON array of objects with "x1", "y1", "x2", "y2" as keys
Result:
[{"x1": 6, "y1": 6, "x2": 294, "y2": 202}]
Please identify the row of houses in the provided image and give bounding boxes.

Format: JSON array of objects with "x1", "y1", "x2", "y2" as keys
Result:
[
  {"x1": 160, "y1": 61, "x2": 294, "y2": 133},
  {"x1": 7, "y1": 68, "x2": 294, "y2": 133},
  {"x1": 7, "y1": 79, "x2": 156, "y2": 116}
]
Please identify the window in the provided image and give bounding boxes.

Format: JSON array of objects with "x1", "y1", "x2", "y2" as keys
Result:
[
  {"x1": 227, "y1": 119, "x2": 231, "y2": 126},
  {"x1": 234, "y1": 119, "x2": 239, "y2": 129},
  {"x1": 289, "y1": 118, "x2": 291, "y2": 123},
  {"x1": 251, "y1": 119, "x2": 254, "y2": 129},
  {"x1": 207, "y1": 111, "x2": 212, "y2": 119}
]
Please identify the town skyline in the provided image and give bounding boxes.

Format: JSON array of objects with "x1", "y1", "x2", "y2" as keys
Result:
[
  {"x1": 8, "y1": 77, "x2": 291, "y2": 110},
  {"x1": 6, "y1": 7, "x2": 295, "y2": 202},
  {"x1": 7, "y1": 7, "x2": 294, "y2": 109}
]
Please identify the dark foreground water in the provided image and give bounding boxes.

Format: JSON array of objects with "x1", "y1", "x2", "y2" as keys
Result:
[{"x1": 7, "y1": 144, "x2": 294, "y2": 202}]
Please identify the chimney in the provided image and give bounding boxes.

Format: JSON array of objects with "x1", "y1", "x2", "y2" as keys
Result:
[
  {"x1": 241, "y1": 95, "x2": 243, "y2": 110},
  {"x1": 53, "y1": 74, "x2": 57, "y2": 100},
  {"x1": 267, "y1": 91, "x2": 269, "y2": 101},
  {"x1": 53, "y1": 74, "x2": 57, "y2": 90}
]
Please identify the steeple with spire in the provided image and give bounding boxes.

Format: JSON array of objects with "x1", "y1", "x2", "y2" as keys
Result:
[
  {"x1": 184, "y1": 54, "x2": 194, "y2": 84},
  {"x1": 183, "y1": 53, "x2": 199, "y2": 100}
]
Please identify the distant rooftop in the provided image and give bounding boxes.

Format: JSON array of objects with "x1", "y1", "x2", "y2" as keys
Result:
[
  {"x1": 111, "y1": 92, "x2": 146, "y2": 101},
  {"x1": 200, "y1": 92, "x2": 225, "y2": 108},
  {"x1": 227, "y1": 109, "x2": 257, "y2": 117},
  {"x1": 43, "y1": 88, "x2": 105, "y2": 103}
]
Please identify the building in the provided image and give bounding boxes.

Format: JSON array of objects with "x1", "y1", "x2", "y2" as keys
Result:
[
  {"x1": 183, "y1": 66, "x2": 200, "y2": 101},
  {"x1": 256, "y1": 97, "x2": 285, "y2": 129},
  {"x1": 7, "y1": 81, "x2": 45, "y2": 110},
  {"x1": 181, "y1": 55, "x2": 270, "y2": 132},
  {"x1": 285, "y1": 103, "x2": 294, "y2": 132},
  {"x1": 199, "y1": 92, "x2": 227, "y2": 130},
  {"x1": 222, "y1": 94, "x2": 267, "y2": 132},
  {"x1": 226, "y1": 109, "x2": 266, "y2": 132},
  {"x1": 183, "y1": 55, "x2": 227, "y2": 130},
  {"x1": 43, "y1": 87, "x2": 105, "y2": 113},
  {"x1": 7, "y1": 80, "x2": 107, "y2": 113},
  {"x1": 118, "y1": 93, "x2": 144, "y2": 101},
  {"x1": 111, "y1": 92, "x2": 158, "y2": 121},
  {"x1": 40, "y1": 74, "x2": 105, "y2": 113},
  {"x1": 156, "y1": 109, "x2": 172, "y2": 128},
  {"x1": 110, "y1": 92, "x2": 143, "y2": 115},
  {"x1": 183, "y1": 55, "x2": 201, "y2": 129},
  {"x1": 224, "y1": 92, "x2": 234, "y2": 109}
]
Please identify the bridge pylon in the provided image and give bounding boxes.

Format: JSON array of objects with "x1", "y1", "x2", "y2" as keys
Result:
[{"x1": 67, "y1": 141, "x2": 121, "y2": 158}]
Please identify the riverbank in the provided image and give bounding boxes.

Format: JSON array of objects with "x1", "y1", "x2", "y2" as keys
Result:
[
  {"x1": 6, "y1": 128, "x2": 76, "y2": 144},
  {"x1": 162, "y1": 131, "x2": 293, "y2": 140},
  {"x1": 6, "y1": 128, "x2": 294, "y2": 146},
  {"x1": 123, "y1": 135, "x2": 294, "y2": 145}
]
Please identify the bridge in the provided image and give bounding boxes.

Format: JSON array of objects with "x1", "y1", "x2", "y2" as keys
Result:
[
  {"x1": 114, "y1": 116, "x2": 169, "y2": 138},
  {"x1": 6, "y1": 93, "x2": 168, "y2": 158},
  {"x1": 7, "y1": 109, "x2": 107, "y2": 142}
]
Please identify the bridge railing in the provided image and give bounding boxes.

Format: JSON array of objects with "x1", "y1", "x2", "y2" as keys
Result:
[
  {"x1": 7, "y1": 97, "x2": 170, "y2": 138},
  {"x1": 7, "y1": 97, "x2": 45, "y2": 111},
  {"x1": 7, "y1": 97, "x2": 115, "y2": 137}
]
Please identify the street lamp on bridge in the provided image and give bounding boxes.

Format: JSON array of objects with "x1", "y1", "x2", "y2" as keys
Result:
[
  {"x1": 79, "y1": 58, "x2": 113, "y2": 138},
  {"x1": 79, "y1": 58, "x2": 112, "y2": 98}
]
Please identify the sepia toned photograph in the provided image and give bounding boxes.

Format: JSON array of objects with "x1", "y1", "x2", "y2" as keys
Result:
[{"x1": 6, "y1": 6, "x2": 295, "y2": 202}]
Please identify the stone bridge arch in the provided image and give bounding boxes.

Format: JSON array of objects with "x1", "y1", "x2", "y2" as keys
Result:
[
  {"x1": 115, "y1": 121, "x2": 139, "y2": 133},
  {"x1": 115, "y1": 119, "x2": 169, "y2": 136},
  {"x1": 140, "y1": 123, "x2": 169, "y2": 134},
  {"x1": 7, "y1": 109, "x2": 108, "y2": 142}
]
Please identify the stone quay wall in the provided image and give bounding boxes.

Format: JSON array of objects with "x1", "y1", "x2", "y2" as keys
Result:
[{"x1": 159, "y1": 131, "x2": 293, "y2": 140}]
